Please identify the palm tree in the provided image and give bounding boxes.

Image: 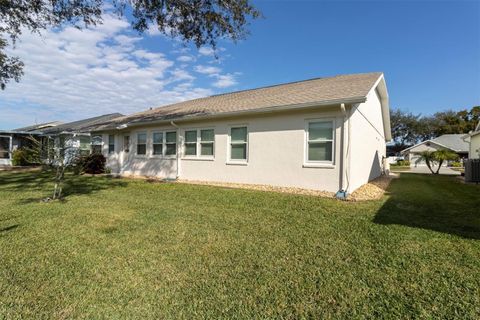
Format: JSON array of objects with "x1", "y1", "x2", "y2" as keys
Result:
[
  {"x1": 417, "y1": 150, "x2": 459, "y2": 174},
  {"x1": 432, "y1": 150, "x2": 459, "y2": 174},
  {"x1": 417, "y1": 151, "x2": 437, "y2": 174}
]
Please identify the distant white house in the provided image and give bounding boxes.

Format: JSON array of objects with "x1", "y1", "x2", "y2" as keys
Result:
[
  {"x1": 92, "y1": 72, "x2": 392, "y2": 195},
  {"x1": 400, "y1": 134, "x2": 469, "y2": 166}
]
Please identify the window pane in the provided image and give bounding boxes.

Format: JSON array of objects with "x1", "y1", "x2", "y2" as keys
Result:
[
  {"x1": 201, "y1": 129, "x2": 214, "y2": 142},
  {"x1": 231, "y1": 127, "x2": 247, "y2": 142},
  {"x1": 79, "y1": 137, "x2": 90, "y2": 150},
  {"x1": 123, "y1": 136, "x2": 130, "y2": 152},
  {"x1": 308, "y1": 142, "x2": 333, "y2": 161},
  {"x1": 309, "y1": 122, "x2": 333, "y2": 141},
  {"x1": 231, "y1": 144, "x2": 246, "y2": 160},
  {"x1": 165, "y1": 143, "x2": 176, "y2": 156},
  {"x1": 185, "y1": 143, "x2": 197, "y2": 156},
  {"x1": 185, "y1": 130, "x2": 197, "y2": 143},
  {"x1": 137, "y1": 133, "x2": 147, "y2": 144},
  {"x1": 166, "y1": 132, "x2": 176, "y2": 143},
  {"x1": 153, "y1": 132, "x2": 163, "y2": 144},
  {"x1": 201, "y1": 143, "x2": 214, "y2": 156},
  {"x1": 137, "y1": 144, "x2": 146, "y2": 155},
  {"x1": 109, "y1": 135, "x2": 115, "y2": 143},
  {"x1": 153, "y1": 144, "x2": 163, "y2": 155}
]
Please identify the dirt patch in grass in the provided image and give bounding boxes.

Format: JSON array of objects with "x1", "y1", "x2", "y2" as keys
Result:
[{"x1": 348, "y1": 174, "x2": 396, "y2": 201}]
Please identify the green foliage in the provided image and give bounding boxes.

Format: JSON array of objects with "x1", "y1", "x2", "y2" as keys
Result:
[
  {"x1": 11, "y1": 149, "x2": 29, "y2": 166},
  {"x1": 78, "y1": 153, "x2": 106, "y2": 174},
  {"x1": 450, "y1": 161, "x2": 462, "y2": 168},
  {"x1": 0, "y1": 0, "x2": 259, "y2": 89},
  {"x1": 11, "y1": 140, "x2": 42, "y2": 166},
  {"x1": 0, "y1": 171, "x2": 479, "y2": 318},
  {"x1": 396, "y1": 160, "x2": 410, "y2": 166}
]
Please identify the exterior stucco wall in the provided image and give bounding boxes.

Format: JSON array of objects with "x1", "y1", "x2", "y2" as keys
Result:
[
  {"x1": 348, "y1": 89, "x2": 387, "y2": 192},
  {"x1": 469, "y1": 134, "x2": 480, "y2": 159},
  {"x1": 103, "y1": 107, "x2": 345, "y2": 192}
]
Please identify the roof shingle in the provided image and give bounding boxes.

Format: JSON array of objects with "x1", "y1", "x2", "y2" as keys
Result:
[{"x1": 95, "y1": 72, "x2": 383, "y2": 130}]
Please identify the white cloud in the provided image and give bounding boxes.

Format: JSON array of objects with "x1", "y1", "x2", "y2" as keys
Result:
[
  {"x1": 177, "y1": 55, "x2": 194, "y2": 62},
  {"x1": 198, "y1": 47, "x2": 215, "y2": 56},
  {"x1": 194, "y1": 65, "x2": 221, "y2": 75},
  {"x1": 212, "y1": 74, "x2": 238, "y2": 88},
  {"x1": 1, "y1": 15, "x2": 219, "y2": 127}
]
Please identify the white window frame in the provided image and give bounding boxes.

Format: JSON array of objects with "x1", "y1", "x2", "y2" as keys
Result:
[
  {"x1": 151, "y1": 131, "x2": 164, "y2": 157},
  {"x1": 149, "y1": 130, "x2": 177, "y2": 159},
  {"x1": 91, "y1": 135, "x2": 103, "y2": 155},
  {"x1": 108, "y1": 134, "x2": 115, "y2": 154},
  {"x1": 182, "y1": 128, "x2": 215, "y2": 160},
  {"x1": 304, "y1": 118, "x2": 335, "y2": 168},
  {"x1": 0, "y1": 135, "x2": 12, "y2": 160},
  {"x1": 136, "y1": 132, "x2": 147, "y2": 157},
  {"x1": 227, "y1": 125, "x2": 248, "y2": 165}
]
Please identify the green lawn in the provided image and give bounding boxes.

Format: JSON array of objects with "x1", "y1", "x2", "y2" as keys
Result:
[{"x1": 0, "y1": 171, "x2": 479, "y2": 319}]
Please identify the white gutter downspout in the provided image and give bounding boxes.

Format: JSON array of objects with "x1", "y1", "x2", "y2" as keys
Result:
[
  {"x1": 170, "y1": 121, "x2": 180, "y2": 179},
  {"x1": 338, "y1": 103, "x2": 350, "y2": 199}
]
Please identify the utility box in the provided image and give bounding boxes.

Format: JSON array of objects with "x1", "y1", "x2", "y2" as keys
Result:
[{"x1": 465, "y1": 159, "x2": 480, "y2": 183}]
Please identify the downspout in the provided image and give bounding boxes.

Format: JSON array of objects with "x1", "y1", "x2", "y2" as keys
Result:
[
  {"x1": 170, "y1": 121, "x2": 180, "y2": 179},
  {"x1": 337, "y1": 103, "x2": 350, "y2": 199}
]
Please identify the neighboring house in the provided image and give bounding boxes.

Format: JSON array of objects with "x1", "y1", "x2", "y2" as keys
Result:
[
  {"x1": 0, "y1": 121, "x2": 63, "y2": 166},
  {"x1": 92, "y1": 72, "x2": 391, "y2": 194},
  {"x1": 40, "y1": 113, "x2": 124, "y2": 163},
  {"x1": 401, "y1": 134, "x2": 469, "y2": 166},
  {"x1": 464, "y1": 122, "x2": 480, "y2": 159},
  {"x1": 0, "y1": 114, "x2": 123, "y2": 166}
]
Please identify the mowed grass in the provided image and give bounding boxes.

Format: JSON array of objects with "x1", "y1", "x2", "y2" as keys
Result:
[{"x1": 0, "y1": 171, "x2": 479, "y2": 319}]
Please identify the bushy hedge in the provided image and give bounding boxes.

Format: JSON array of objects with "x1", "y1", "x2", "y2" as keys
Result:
[
  {"x1": 396, "y1": 160, "x2": 410, "y2": 166},
  {"x1": 76, "y1": 153, "x2": 106, "y2": 174},
  {"x1": 450, "y1": 161, "x2": 463, "y2": 168},
  {"x1": 11, "y1": 147, "x2": 41, "y2": 166}
]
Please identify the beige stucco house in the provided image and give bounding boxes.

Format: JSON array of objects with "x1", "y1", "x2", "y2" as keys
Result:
[
  {"x1": 464, "y1": 122, "x2": 480, "y2": 159},
  {"x1": 92, "y1": 72, "x2": 391, "y2": 195}
]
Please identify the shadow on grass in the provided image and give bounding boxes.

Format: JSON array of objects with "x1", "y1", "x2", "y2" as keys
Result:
[
  {"x1": 0, "y1": 224, "x2": 19, "y2": 233},
  {"x1": 0, "y1": 170, "x2": 128, "y2": 203},
  {"x1": 374, "y1": 173, "x2": 480, "y2": 240}
]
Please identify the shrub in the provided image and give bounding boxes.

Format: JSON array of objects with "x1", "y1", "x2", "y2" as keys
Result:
[
  {"x1": 450, "y1": 161, "x2": 462, "y2": 168},
  {"x1": 11, "y1": 149, "x2": 29, "y2": 166},
  {"x1": 396, "y1": 160, "x2": 410, "y2": 167},
  {"x1": 79, "y1": 153, "x2": 106, "y2": 174},
  {"x1": 12, "y1": 147, "x2": 42, "y2": 166}
]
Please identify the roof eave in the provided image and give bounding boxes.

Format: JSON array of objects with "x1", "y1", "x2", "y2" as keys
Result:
[{"x1": 93, "y1": 96, "x2": 367, "y2": 131}]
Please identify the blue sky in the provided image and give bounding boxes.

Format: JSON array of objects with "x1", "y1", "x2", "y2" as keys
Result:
[{"x1": 1, "y1": 0, "x2": 479, "y2": 129}]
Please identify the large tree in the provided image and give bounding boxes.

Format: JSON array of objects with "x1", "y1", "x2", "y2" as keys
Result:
[{"x1": 0, "y1": 0, "x2": 260, "y2": 89}]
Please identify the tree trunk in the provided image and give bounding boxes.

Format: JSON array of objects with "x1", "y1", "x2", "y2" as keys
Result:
[
  {"x1": 426, "y1": 159, "x2": 435, "y2": 174},
  {"x1": 435, "y1": 160, "x2": 444, "y2": 174}
]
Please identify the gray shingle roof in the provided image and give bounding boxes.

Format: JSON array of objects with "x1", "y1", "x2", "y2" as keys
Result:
[
  {"x1": 12, "y1": 121, "x2": 64, "y2": 133},
  {"x1": 41, "y1": 113, "x2": 124, "y2": 135},
  {"x1": 95, "y1": 72, "x2": 383, "y2": 130},
  {"x1": 432, "y1": 134, "x2": 469, "y2": 152}
]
